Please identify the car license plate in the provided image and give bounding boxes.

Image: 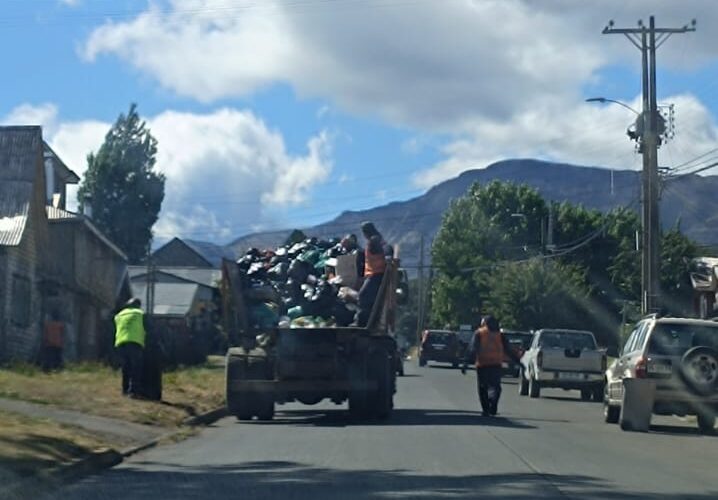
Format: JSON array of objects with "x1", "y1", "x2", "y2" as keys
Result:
[
  {"x1": 559, "y1": 372, "x2": 583, "y2": 380},
  {"x1": 648, "y1": 362, "x2": 672, "y2": 375}
]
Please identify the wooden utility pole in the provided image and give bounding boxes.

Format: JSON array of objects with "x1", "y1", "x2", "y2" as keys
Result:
[
  {"x1": 602, "y1": 16, "x2": 696, "y2": 314},
  {"x1": 416, "y1": 233, "x2": 425, "y2": 344}
]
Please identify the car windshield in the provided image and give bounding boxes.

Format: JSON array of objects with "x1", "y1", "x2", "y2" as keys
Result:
[
  {"x1": 426, "y1": 332, "x2": 453, "y2": 343},
  {"x1": 540, "y1": 332, "x2": 596, "y2": 350},
  {"x1": 504, "y1": 333, "x2": 532, "y2": 349},
  {"x1": 648, "y1": 323, "x2": 718, "y2": 356}
]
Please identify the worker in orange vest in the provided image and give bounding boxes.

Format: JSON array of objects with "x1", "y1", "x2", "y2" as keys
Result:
[
  {"x1": 41, "y1": 310, "x2": 65, "y2": 371},
  {"x1": 355, "y1": 221, "x2": 393, "y2": 327},
  {"x1": 462, "y1": 315, "x2": 520, "y2": 416}
]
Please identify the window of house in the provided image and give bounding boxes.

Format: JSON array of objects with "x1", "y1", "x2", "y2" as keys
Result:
[{"x1": 11, "y1": 275, "x2": 31, "y2": 327}]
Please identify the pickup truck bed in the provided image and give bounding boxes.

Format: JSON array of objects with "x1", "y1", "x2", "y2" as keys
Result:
[{"x1": 519, "y1": 329, "x2": 606, "y2": 401}]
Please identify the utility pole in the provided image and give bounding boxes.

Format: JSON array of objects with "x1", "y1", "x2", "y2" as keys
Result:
[{"x1": 602, "y1": 16, "x2": 695, "y2": 314}]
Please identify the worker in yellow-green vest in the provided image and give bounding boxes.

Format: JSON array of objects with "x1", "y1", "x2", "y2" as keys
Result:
[{"x1": 114, "y1": 298, "x2": 147, "y2": 398}]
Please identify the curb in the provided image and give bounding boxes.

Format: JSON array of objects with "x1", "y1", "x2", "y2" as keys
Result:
[
  {"x1": 3, "y1": 406, "x2": 227, "y2": 499},
  {"x1": 183, "y1": 406, "x2": 228, "y2": 426}
]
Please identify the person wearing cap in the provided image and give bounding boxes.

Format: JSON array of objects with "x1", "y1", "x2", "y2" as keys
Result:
[
  {"x1": 114, "y1": 298, "x2": 147, "y2": 398},
  {"x1": 461, "y1": 315, "x2": 521, "y2": 416},
  {"x1": 355, "y1": 222, "x2": 394, "y2": 327}
]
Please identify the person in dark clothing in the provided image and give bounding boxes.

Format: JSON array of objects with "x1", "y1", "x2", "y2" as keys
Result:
[
  {"x1": 462, "y1": 315, "x2": 521, "y2": 416},
  {"x1": 41, "y1": 310, "x2": 64, "y2": 371},
  {"x1": 355, "y1": 222, "x2": 394, "y2": 327}
]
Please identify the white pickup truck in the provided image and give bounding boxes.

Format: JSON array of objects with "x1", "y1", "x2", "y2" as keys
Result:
[{"x1": 519, "y1": 329, "x2": 606, "y2": 401}]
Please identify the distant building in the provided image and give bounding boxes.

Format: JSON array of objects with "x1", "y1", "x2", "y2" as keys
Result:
[
  {"x1": 0, "y1": 126, "x2": 130, "y2": 363},
  {"x1": 129, "y1": 266, "x2": 222, "y2": 364},
  {"x1": 690, "y1": 257, "x2": 718, "y2": 319},
  {"x1": 151, "y1": 237, "x2": 235, "y2": 268}
]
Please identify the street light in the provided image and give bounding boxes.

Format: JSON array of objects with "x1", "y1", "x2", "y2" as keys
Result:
[{"x1": 585, "y1": 97, "x2": 640, "y2": 116}]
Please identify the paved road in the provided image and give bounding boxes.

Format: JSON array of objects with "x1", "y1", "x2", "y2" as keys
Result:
[{"x1": 44, "y1": 363, "x2": 718, "y2": 499}]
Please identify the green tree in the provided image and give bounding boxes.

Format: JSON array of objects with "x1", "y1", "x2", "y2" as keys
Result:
[
  {"x1": 78, "y1": 104, "x2": 165, "y2": 263},
  {"x1": 660, "y1": 226, "x2": 698, "y2": 315},
  {"x1": 486, "y1": 259, "x2": 594, "y2": 332}
]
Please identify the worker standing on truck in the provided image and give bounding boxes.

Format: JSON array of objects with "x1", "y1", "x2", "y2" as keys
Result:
[
  {"x1": 355, "y1": 222, "x2": 393, "y2": 327},
  {"x1": 114, "y1": 298, "x2": 146, "y2": 398},
  {"x1": 461, "y1": 315, "x2": 520, "y2": 416}
]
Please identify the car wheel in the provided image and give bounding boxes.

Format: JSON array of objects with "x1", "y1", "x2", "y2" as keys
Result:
[
  {"x1": 580, "y1": 389, "x2": 592, "y2": 401},
  {"x1": 519, "y1": 371, "x2": 529, "y2": 396},
  {"x1": 604, "y1": 401, "x2": 620, "y2": 424},
  {"x1": 697, "y1": 412, "x2": 716, "y2": 434},
  {"x1": 529, "y1": 375, "x2": 541, "y2": 398},
  {"x1": 680, "y1": 346, "x2": 718, "y2": 396}
]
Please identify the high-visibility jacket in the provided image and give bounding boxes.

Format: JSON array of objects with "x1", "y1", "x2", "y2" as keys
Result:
[
  {"x1": 474, "y1": 327, "x2": 505, "y2": 368},
  {"x1": 364, "y1": 248, "x2": 387, "y2": 276},
  {"x1": 114, "y1": 307, "x2": 146, "y2": 348}
]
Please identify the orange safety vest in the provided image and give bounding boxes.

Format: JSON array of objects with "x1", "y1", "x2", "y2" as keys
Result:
[
  {"x1": 475, "y1": 327, "x2": 504, "y2": 368},
  {"x1": 364, "y1": 248, "x2": 387, "y2": 276},
  {"x1": 43, "y1": 321, "x2": 64, "y2": 348}
]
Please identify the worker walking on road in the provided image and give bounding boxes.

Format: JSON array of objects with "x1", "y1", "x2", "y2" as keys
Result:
[
  {"x1": 462, "y1": 315, "x2": 520, "y2": 416},
  {"x1": 114, "y1": 298, "x2": 147, "y2": 398}
]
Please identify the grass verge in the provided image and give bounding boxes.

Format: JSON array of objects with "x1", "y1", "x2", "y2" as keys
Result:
[
  {"x1": 0, "y1": 410, "x2": 113, "y2": 483},
  {"x1": 0, "y1": 361, "x2": 225, "y2": 428}
]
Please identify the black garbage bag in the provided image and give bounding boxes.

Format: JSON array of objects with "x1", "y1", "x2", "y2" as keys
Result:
[
  {"x1": 288, "y1": 259, "x2": 312, "y2": 282},
  {"x1": 332, "y1": 301, "x2": 355, "y2": 327}
]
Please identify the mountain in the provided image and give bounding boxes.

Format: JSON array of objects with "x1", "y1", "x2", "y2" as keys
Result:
[{"x1": 221, "y1": 159, "x2": 718, "y2": 269}]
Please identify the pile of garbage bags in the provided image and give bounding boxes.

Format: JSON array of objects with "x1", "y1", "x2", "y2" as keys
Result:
[{"x1": 238, "y1": 233, "x2": 364, "y2": 330}]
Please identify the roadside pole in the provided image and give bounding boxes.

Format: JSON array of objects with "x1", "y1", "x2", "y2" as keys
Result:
[{"x1": 602, "y1": 16, "x2": 695, "y2": 314}]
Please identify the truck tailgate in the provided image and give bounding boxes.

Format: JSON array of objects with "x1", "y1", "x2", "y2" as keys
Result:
[{"x1": 541, "y1": 348, "x2": 603, "y2": 372}]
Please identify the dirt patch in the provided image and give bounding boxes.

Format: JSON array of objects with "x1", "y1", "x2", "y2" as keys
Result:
[{"x1": 0, "y1": 362, "x2": 225, "y2": 428}]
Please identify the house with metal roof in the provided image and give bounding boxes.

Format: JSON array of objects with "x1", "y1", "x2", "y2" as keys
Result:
[
  {"x1": 0, "y1": 127, "x2": 51, "y2": 361},
  {"x1": 0, "y1": 126, "x2": 130, "y2": 363},
  {"x1": 151, "y1": 237, "x2": 235, "y2": 268}
]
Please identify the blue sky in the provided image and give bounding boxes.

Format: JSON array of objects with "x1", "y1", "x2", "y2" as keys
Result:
[{"x1": 2, "y1": 0, "x2": 718, "y2": 244}]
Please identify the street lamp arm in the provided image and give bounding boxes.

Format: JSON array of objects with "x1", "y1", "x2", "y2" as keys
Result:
[{"x1": 585, "y1": 97, "x2": 641, "y2": 116}]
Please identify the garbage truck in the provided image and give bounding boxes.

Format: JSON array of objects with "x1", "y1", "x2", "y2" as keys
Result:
[{"x1": 222, "y1": 241, "x2": 405, "y2": 421}]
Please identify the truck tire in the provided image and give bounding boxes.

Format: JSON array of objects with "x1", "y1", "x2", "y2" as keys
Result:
[
  {"x1": 518, "y1": 370, "x2": 529, "y2": 396},
  {"x1": 529, "y1": 375, "x2": 541, "y2": 398},
  {"x1": 593, "y1": 385, "x2": 604, "y2": 402},
  {"x1": 226, "y1": 355, "x2": 253, "y2": 420},
  {"x1": 247, "y1": 358, "x2": 274, "y2": 421},
  {"x1": 368, "y1": 350, "x2": 393, "y2": 419},
  {"x1": 349, "y1": 356, "x2": 370, "y2": 419}
]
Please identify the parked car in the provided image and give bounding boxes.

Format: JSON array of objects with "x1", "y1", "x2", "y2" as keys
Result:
[
  {"x1": 519, "y1": 329, "x2": 606, "y2": 400},
  {"x1": 502, "y1": 330, "x2": 533, "y2": 377},
  {"x1": 604, "y1": 316, "x2": 718, "y2": 433},
  {"x1": 456, "y1": 329, "x2": 475, "y2": 363},
  {"x1": 419, "y1": 330, "x2": 460, "y2": 368}
]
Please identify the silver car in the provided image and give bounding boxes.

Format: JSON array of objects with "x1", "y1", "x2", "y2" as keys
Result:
[{"x1": 604, "y1": 316, "x2": 718, "y2": 433}]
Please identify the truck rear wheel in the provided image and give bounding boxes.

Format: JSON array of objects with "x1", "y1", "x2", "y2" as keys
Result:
[
  {"x1": 226, "y1": 355, "x2": 253, "y2": 420},
  {"x1": 368, "y1": 350, "x2": 393, "y2": 419}
]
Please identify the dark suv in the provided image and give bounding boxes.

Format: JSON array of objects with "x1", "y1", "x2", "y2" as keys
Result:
[{"x1": 419, "y1": 330, "x2": 460, "y2": 368}]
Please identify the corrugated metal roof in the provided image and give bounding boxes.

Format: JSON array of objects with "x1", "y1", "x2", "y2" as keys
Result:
[
  {"x1": 0, "y1": 182, "x2": 31, "y2": 246},
  {"x1": 130, "y1": 282, "x2": 200, "y2": 317},
  {"x1": 46, "y1": 206, "x2": 77, "y2": 220},
  {"x1": 0, "y1": 127, "x2": 43, "y2": 247},
  {"x1": 128, "y1": 266, "x2": 221, "y2": 289}
]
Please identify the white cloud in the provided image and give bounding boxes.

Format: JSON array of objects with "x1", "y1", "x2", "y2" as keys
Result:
[
  {"x1": 414, "y1": 93, "x2": 718, "y2": 187},
  {"x1": 1, "y1": 104, "x2": 332, "y2": 242},
  {"x1": 80, "y1": 0, "x2": 718, "y2": 133},
  {"x1": 59, "y1": 0, "x2": 81, "y2": 6}
]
